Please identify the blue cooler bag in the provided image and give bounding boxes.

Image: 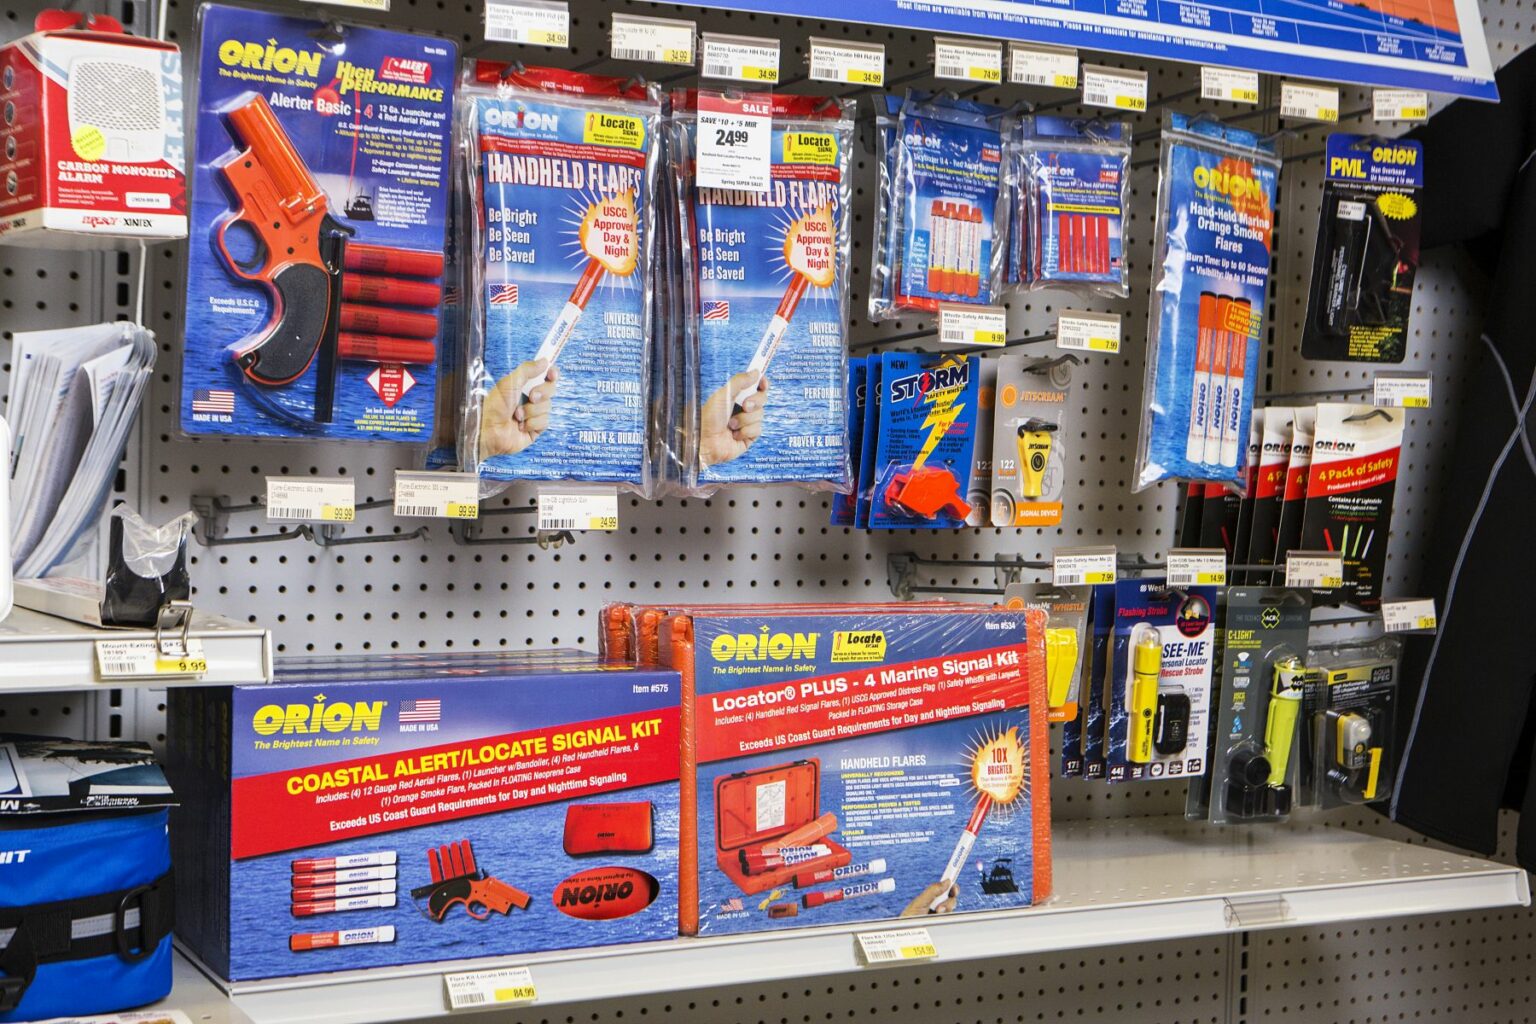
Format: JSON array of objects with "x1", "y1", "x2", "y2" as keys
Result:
[{"x1": 0, "y1": 807, "x2": 174, "y2": 1021}]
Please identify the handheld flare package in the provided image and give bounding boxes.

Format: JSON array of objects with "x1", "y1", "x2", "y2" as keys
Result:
[
  {"x1": 182, "y1": 5, "x2": 455, "y2": 441},
  {"x1": 1135, "y1": 114, "x2": 1280, "y2": 491},
  {"x1": 673, "y1": 91, "x2": 855, "y2": 492},
  {"x1": 462, "y1": 63, "x2": 662, "y2": 488}
]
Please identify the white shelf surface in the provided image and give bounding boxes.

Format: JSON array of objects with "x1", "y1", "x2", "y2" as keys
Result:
[
  {"x1": 0, "y1": 607, "x2": 273, "y2": 692},
  {"x1": 158, "y1": 818, "x2": 1527, "y2": 1024}
]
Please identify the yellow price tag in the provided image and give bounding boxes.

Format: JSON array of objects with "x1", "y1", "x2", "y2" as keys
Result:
[
  {"x1": 1088, "y1": 336, "x2": 1118, "y2": 351},
  {"x1": 1197, "y1": 571, "x2": 1226, "y2": 585},
  {"x1": 1052, "y1": 73, "x2": 1077, "y2": 88},
  {"x1": 1416, "y1": 615, "x2": 1437, "y2": 630},
  {"x1": 1321, "y1": 575, "x2": 1344, "y2": 588},
  {"x1": 662, "y1": 48, "x2": 692, "y2": 63},
  {"x1": 157, "y1": 656, "x2": 209, "y2": 675},
  {"x1": 1115, "y1": 94, "x2": 1147, "y2": 111},
  {"x1": 321, "y1": 504, "x2": 355, "y2": 522},
  {"x1": 1403, "y1": 395, "x2": 1429, "y2": 408},
  {"x1": 1233, "y1": 88, "x2": 1259, "y2": 102},
  {"x1": 530, "y1": 28, "x2": 568, "y2": 45},
  {"x1": 1085, "y1": 570, "x2": 1116, "y2": 584},
  {"x1": 1401, "y1": 106, "x2": 1427, "y2": 119},
  {"x1": 743, "y1": 65, "x2": 778, "y2": 81},
  {"x1": 901, "y1": 944, "x2": 938, "y2": 959},
  {"x1": 971, "y1": 66, "x2": 1001, "y2": 81},
  {"x1": 588, "y1": 515, "x2": 619, "y2": 530},
  {"x1": 1318, "y1": 107, "x2": 1339, "y2": 121},
  {"x1": 494, "y1": 985, "x2": 537, "y2": 1003},
  {"x1": 447, "y1": 502, "x2": 479, "y2": 520},
  {"x1": 976, "y1": 329, "x2": 1006, "y2": 346},
  {"x1": 848, "y1": 68, "x2": 883, "y2": 85}
]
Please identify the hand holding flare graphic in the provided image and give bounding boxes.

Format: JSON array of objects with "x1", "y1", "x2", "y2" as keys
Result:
[{"x1": 480, "y1": 191, "x2": 639, "y2": 457}]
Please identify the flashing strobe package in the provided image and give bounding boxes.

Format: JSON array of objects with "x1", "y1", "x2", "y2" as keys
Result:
[
  {"x1": 1135, "y1": 114, "x2": 1280, "y2": 491},
  {"x1": 462, "y1": 63, "x2": 661, "y2": 488},
  {"x1": 675, "y1": 92, "x2": 854, "y2": 492}
]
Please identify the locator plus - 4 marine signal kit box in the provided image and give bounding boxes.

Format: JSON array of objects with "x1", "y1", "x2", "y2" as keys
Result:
[
  {"x1": 656, "y1": 605, "x2": 1051, "y2": 936},
  {"x1": 166, "y1": 655, "x2": 681, "y2": 982}
]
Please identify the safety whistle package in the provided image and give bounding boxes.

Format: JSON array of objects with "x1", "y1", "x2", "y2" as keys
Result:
[
  {"x1": 674, "y1": 91, "x2": 854, "y2": 492},
  {"x1": 871, "y1": 91, "x2": 1007, "y2": 317},
  {"x1": 1009, "y1": 116, "x2": 1130, "y2": 296},
  {"x1": 459, "y1": 63, "x2": 661, "y2": 488},
  {"x1": 1004, "y1": 582, "x2": 1090, "y2": 722},
  {"x1": 866, "y1": 351, "x2": 980, "y2": 529},
  {"x1": 989, "y1": 353, "x2": 1073, "y2": 527},
  {"x1": 1104, "y1": 578, "x2": 1216, "y2": 782},
  {"x1": 1298, "y1": 404, "x2": 1403, "y2": 608},
  {"x1": 182, "y1": 5, "x2": 455, "y2": 441},
  {"x1": 1064, "y1": 582, "x2": 1115, "y2": 779},
  {"x1": 1206, "y1": 587, "x2": 1310, "y2": 824},
  {"x1": 1301, "y1": 636, "x2": 1401, "y2": 809},
  {"x1": 1135, "y1": 114, "x2": 1279, "y2": 491},
  {"x1": 1301, "y1": 136, "x2": 1423, "y2": 364}
]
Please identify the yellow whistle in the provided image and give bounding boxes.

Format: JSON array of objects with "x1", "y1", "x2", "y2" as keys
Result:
[
  {"x1": 1045, "y1": 627, "x2": 1080, "y2": 709},
  {"x1": 1128, "y1": 630, "x2": 1160, "y2": 763},
  {"x1": 1265, "y1": 657, "x2": 1308, "y2": 786},
  {"x1": 1016, "y1": 419, "x2": 1057, "y2": 499}
]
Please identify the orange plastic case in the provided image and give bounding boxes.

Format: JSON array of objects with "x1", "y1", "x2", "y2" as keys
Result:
[{"x1": 713, "y1": 760, "x2": 851, "y2": 895}]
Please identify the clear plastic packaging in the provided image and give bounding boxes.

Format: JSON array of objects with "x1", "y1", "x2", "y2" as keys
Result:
[{"x1": 1301, "y1": 636, "x2": 1403, "y2": 809}]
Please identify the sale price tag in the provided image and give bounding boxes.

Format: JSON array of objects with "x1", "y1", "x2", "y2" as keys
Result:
[
  {"x1": 695, "y1": 92, "x2": 772, "y2": 192},
  {"x1": 1373, "y1": 89, "x2": 1429, "y2": 121},
  {"x1": 809, "y1": 38, "x2": 884, "y2": 85},
  {"x1": 1166, "y1": 548, "x2": 1228, "y2": 586},
  {"x1": 394, "y1": 471, "x2": 479, "y2": 520},
  {"x1": 484, "y1": 0, "x2": 569, "y2": 47},
  {"x1": 97, "y1": 638, "x2": 209, "y2": 680},
  {"x1": 934, "y1": 37, "x2": 1002, "y2": 83},
  {"x1": 610, "y1": 13, "x2": 695, "y2": 65},
  {"x1": 1056, "y1": 310, "x2": 1121, "y2": 353},
  {"x1": 538, "y1": 490, "x2": 619, "y2": 531},
  {"x1": 1373, "y1": 373, "x2": 1432, "y2": 408},
  {"x1": 938, "y1": 304, "x2": 1007, "y2": 347},
  {"x1": 1201, "y1": 66, "x2": 1259, "y2": 104},
  {"x1": 444, "y1": 966, "x2": 536, "y2": 1010},
  {"x1": 1280, "y1": 81, "x2": 1340, "y2": 122},
  {"x1": 266, "y1": 477, "x2": 355, "y2": 523},
  {"x1": 1285, "y1": 551, "x2": 1345, "y2": 589},
  {"x1": 700, "y1": 33, "x2": 779, "y2": 83},
  {"x1": 1054, "y1": 546, "x2": 1118, "y2": 587},
  {"x1": 1381, "y1": 598, "x2": 1437, "y2": 633},
  {"x1": 856, "y1": 927, "x2": 938, "y2": 965},
  {"x1": 1082, "y1": 65, "x2": 1148, "y2": 111},
  {"x1": 1009, "y1": 43, "x2": 1077, "y2": 88}
]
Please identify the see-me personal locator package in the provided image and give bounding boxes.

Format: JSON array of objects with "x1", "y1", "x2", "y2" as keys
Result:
[
  {"x1": 166, "y1": 654, "x2": 681, "y2": 982},
  {"x1": 639, "y1": 604, "x2": 1050, "y2": 936},
  {"x1": 182, "y1": 5, "x2": 454, "y2": 441}
]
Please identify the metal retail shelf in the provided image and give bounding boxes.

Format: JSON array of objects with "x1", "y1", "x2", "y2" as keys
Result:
[
  {"x1": 0, "y1": 607, "x2": 273, "y2": 692},
  {"x1": 159, "y1": 817, "x2": 1528, "y2": 1023}
]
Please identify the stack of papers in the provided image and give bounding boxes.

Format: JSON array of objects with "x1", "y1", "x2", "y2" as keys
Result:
[{"x1": 5, "y1": 322, "x2": 155, "y2": 578}]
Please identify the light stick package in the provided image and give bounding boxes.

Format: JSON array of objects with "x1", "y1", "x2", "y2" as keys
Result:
[
  {"x1": 1010, "y1": 116, "x2": 1130, "y2": 296},
  {"x1": 1135, "y1": 115, "x2": 1280, "y2": 491},
  {"x1": 1270, "y1": 407, "x2": 1316, "y2": 574},
  {"x1": 1239, "y1": 407, "x2": 1296, "y2": 585},
  {"x1": 461, "y1": 63, "x2": 662, "y2": 489},
  {"x1": 674, "y1": 91, "x2": 855, "y2": 492},
  {"x1": 1298, "y1": 404, "x2": 1403, "y2": 609}
]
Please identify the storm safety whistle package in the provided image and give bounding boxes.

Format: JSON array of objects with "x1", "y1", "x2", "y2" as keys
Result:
[
  {"x1": 1010, "y1": 116, "x2": 1130, "y2": 296},
  {"x1": 1301, "y1": 136, "x2": 1422, "y2": 364},
  {"x1": 989, "y1": 353, "x2": 1073, "y2": 527},
  {"x1": 182, "y1": 5, "x2": 455, "y2": 441},
  {"x1": 1135, "y1": 114, "x2": 1280, "y2": 491},
  {"x1": 1004, "y1": 582, "x2": 1090, "y2": 722},
  {"x1": 1298, "y1": 404, "x2": 1403, "y2": 609},
  {"x1": 1301, "y1": 636, "x2": 1401, "y2": 809},
  {"x1": 673, "y1": 91, "x2": 854, "y2": 492},
  {"x1": 871, "y1": 91, "x2": 1008, "y2": 317},
  {"x1": 1104, "y1": 578, "x2": 1216, "y2": 782},
  {"x1": 166, "y1": 654, "x2": 682, "y2": 982},
  {"x1": 657, "y1": 605, "x2": 1049, "y2": 936},
  {"x1": 867, "y1": 351, "x2": 980, "y2": 529},
  {"x1": 460, "y1": 63, "x2": 662, "y2": 489}
]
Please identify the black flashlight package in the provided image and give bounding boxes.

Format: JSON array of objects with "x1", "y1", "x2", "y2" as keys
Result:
[
  {"x1": 1300, "y1": 636, "x2": 1402, "y2": 809},
  {"x1": 1300, "y1": 135, "x2": 1423, "y2": 364},
  {"x1": 1202, "y1": 587, "x2": 1311, "y2": 824}
]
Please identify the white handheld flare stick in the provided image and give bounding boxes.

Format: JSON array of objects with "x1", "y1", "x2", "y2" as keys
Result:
[
  {"x1": 928, "y1": 793, "x2": 992, "y2": 911},
  {"x1": 518, "y1": 257, "x2": 606, "y2": 400},
  {"x1": 729, "y1": 273, "x2": 811, "y2": 413}
]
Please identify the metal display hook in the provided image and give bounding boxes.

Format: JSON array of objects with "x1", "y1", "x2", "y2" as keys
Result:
[{"x1": 192, "y1": 495, "x2": 428, "y2": 549}]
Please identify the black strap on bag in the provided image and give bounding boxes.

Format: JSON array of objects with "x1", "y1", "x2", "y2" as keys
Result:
[{"x1": 0, "y1": 873, "x2": 174, "y2": 1013}]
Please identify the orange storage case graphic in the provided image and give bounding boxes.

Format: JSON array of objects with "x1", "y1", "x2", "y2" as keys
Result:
[{"x1": 713, "y1": 759, "x2": 851, "y2": 895}]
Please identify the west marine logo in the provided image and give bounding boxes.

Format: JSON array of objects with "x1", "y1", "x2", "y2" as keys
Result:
[
  {"x1": 217, "y1": 39, "x2": 324, "y2": 77},
  {"x1": 710, "y1": 627, "x2": 820, "y2": 661},
  {"x1": 0, "y1": 849, "x2": 31, "y2": 865},
  {"x1": 252, "y1": 695, "x2": 387, "y2": 736}
]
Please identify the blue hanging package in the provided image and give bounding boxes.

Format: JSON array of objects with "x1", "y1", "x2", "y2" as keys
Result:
[
  {"x1": 1011, "y1": 116, "x2": 1131, "y2": 296},
  {"x1": 0, "y1": 738, "x2": 176, "y2": 1022},
  {"x1": 866, "y1": 351, "x2": 980, "y2": 529}
]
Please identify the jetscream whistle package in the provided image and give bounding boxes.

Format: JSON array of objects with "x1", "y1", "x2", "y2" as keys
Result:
[
  {"x1": 1301, "y1": 636, "x2": 1401, "y2": 809},
  {"x1": 1104, "y1": 578, "x2": 1216, "y2": 782},
  {"x1": 1298, "y1": 404, "x2": 1403, "y2": 608},
  {"x1": 1206, "y1": 587, "x2": 1311, "y2": 824},
  {"x1": 867, "y1": 352, "x2": 980, "y2": 529},
  {"x1": 1135, "y1": 115, "x2": 1279, "y2": 491},
  {"x1": 0, "y1": 11, "x2": 184, "y2": 248},
  {"x1": 166, "y1": 654, "x2": 681, "y2": 981},
  {"x1": 182, "y1": 5, "x2": 454, "y2": 440},
  {"x1": 1004, "y1": 582, "x2": 1090, "y2": 722},
  {"x1": 1301, "y1": 136, "x2": 1422, "y2": 364},
  {"x1": 674, "y1": 92, "x2": 854, "y2": 492},
  {"x1": 990, "y1": 353, "x2": 1073, "y2": 527},
  {"x1": 461, "y1": 63, "x2": 661, "y2": 488},
  {"x1": 658, "y1": 605, "x2": 1049, "y2": 936},
  {"x1": 1010, "y1": 116, "x2": 1130, "y2": 296}
]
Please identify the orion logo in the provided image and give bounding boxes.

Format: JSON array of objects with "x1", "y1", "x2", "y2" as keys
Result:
[
  {"x1": 0, "y1": 849, "x2": 31, "y2": 865},
  {"x1": 1314, "y1": 439, "x2": 1358, "y2": 453},
  {"x1": 889, "y1": 361, "x2": 971, "y2": 404},
  {"x1": 484, "y1": 105, "x2": 559, "y2": 131}
]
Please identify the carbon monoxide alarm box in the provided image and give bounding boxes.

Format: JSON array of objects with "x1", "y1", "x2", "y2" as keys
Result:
[{"x1": 0, "y1": 11, "x2": 185, "y2": 247}]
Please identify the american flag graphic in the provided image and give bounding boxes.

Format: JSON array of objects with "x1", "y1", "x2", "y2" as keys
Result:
[
  {"x1": 489, "y1": 284, "x2": 520, "y2": 305},
  {"x1": 399, "y1": 699, "x2": 441, "y2": 723},
  {"x1": 191, "y1": 388, "x2": 235, "y2": 414},
  {"x1": 444, "y1": 285, "x2": 461, "y2": 305},
  {"x1": 720, "y1": 898, "x2": 743, "y2": 912},
  {"x1": 702, "y1": 300, "x2": 730, "y2": 321}
]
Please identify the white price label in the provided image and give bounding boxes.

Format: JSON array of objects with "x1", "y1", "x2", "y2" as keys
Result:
[
  {"x1": 1054, "y1": 546, "x2": 1118, "y2": 587},
  {"x1": 266, "y1": 476, "x2": 355, "y2": 523},
  {"x1": 938, "y1": 304, "x2": 1007, "y2": 347},
  {"x1": 298, "y1": 0, "x2": 388, "y2": 10},
  {"x1": 1201, "y1": 66, "x2": 1260, "y2": 104},
  {"x1": 610, "y1": 13, "x2": 695, "y2": 65},
  {"x1": 1373, "y1": 88, "x2": 1429, "y2": 121},
  {"x1": 1009, "y1": 43, "x2": 1077, "y2": 88},
  {"x1": 444, "y1": 966, "x2": 536, "y2": 1010},
  {"x1": 484, "y1": 0, "x2": 569, "y2": 46},
  {"x1": 394, "y1": 471, "x2": 479, "y2": 520},
  {"x1": 538, "y1": 490, "x2": 619, "y2": 531},
  {"x1": 695, "y1": 92, "x2": 772, "y2": 192},
  {"x1": 1374, "y1": 373, "x2": 1432, "y2": 408},
  {"x1": 808, "y1": 38, "x2": 885, "y2": 86},
  {"x1": 934, "y1": 37, "x2": 1002, "y2": 83},
  {"x1": 1381, "y1": 597, "x2": 1437, "y2": 633},
  {"x1": 1081, "y1": 65, "x2": 1148, "y2": 112},
  {"x1": 700, "y1": 33, "x2": 779, "y2": 83},
  {"x1": 1056, "y1": 310, "x2": 1121, "y2": 353},
  {"x1": 1285, "y1": 551, "x2": 1345, "y2": 589},
  {"x1": 857, "y1": 927, "x2": 938, "y2": 965},
  {"x1": 96, "y1": 638, "x2": 208, "y2": 680},
  {"x1": 1280, "y1": 81, "x2": 1340, "y2": 122},
  {"x1": 1166, "y1": 548, "x2": 1228, "y2": 586}
]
